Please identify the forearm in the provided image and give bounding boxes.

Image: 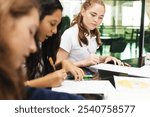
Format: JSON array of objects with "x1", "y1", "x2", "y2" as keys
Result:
[
  {"x1": 25, "y1": 77, "x2": 49, "y2": 88},
  {"x1": 60, "y1": 60, "x2": 74, "y2": 72},
  {"x1": 24, "y1": 73, "x2": 57, "y2": 88},
  {"x1": 73, "y1": 60, "x2": 87, "y2": 67}
]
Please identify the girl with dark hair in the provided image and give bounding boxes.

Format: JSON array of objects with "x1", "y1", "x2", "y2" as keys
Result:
[{"x1": 25, "y1": 0, "x2": 84, "y2": 88}]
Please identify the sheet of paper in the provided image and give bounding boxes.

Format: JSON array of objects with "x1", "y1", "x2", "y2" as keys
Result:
[
  {"x1": 140, "y1": 65, "x2": 150, "y2": 70},
  {"x1": 114, "y1": 75, "x2": 150, "y2": 93},
  {"x1": 90, "y1": 63, "x2": 150, "y2": 78},
  {"x1": 106, "y1": 92, "x2": 150, "y2": 100},
  {"x1": 106, "y1": 75, "x2": 150, "y2": 100},
  {"x1": 52, "y1": 80, "x2": 116, "y2": 94}
]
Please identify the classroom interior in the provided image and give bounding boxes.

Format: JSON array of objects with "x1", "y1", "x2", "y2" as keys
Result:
[{"x1": 60, "y1": 0, "x2": 150, "y2": 67}]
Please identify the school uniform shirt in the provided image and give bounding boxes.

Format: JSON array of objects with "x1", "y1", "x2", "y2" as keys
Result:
[{"x1": 60, "y1": 24, "x2": 99, "y2": 62}]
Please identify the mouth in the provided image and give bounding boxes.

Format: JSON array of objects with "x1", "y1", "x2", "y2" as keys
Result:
[{"x1": 91, "y1": 23, "x2": 97, "y2": 27}]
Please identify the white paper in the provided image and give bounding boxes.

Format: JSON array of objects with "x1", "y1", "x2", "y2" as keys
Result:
[
  {"x1": 105, "y1": 75, "x2": 150, "y2": 100},
  {"x1": 114, "y1": 75, "x2": 150, "y2": 93},
  {"x1": 52, "y1": 80, "x2": 116, "y2": 94},
  {"x1": 90, "y1": 63, "x2": 150, "y2": 78},
  {"x1": 106, "y1": 92, "x2": 150, "y2": 100},
  {"x1": 140, "y1": 65, "x2": 150, "y2": 70}
]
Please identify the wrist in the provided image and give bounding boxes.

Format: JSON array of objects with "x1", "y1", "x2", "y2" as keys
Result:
[
  {"x1": 81, "y1": 63, "x2": 85, "y2": 67},
  {"x1": 25, "y1": 81, "x2": 30, "y2": 87},
  {"x1": 81, "y1": 60, "x2": 87, "y2": 67}
]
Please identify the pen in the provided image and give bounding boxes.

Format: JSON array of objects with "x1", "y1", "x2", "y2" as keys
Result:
[
  {"x1": 49, "y1": 57, "x2": 56, "y2": 71},
  {"x1": 87, "y1": 48, "x2": 91, "y2": 54}
]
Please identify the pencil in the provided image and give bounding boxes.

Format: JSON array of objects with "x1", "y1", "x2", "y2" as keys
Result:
[
  {"x1": 87, "y1": 48, "x2": 91, "y2": 54},
  {"x1": 49, "y1": 57, "x2": 56, "y2": 71}
]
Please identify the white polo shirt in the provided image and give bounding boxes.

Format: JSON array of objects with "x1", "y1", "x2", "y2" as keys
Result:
[{"x1": 60, "y1": 24, "x2": 99, "y2": 62}]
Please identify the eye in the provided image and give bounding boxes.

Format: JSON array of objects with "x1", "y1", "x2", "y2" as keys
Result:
[
  {"x1": 29, "y1": 28, "x2": 36, "y2": 38},
  {"x1": 50, "y1": 22, "x2": 56, "y2": 27},
  {"x1": 98, "y1": 16, "x2": 103, "y2": 20},
  {"x1": 90, "y1": 13, "x2": 96, "y2": 17}
]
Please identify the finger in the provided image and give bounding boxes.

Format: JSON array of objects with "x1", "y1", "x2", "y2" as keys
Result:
[
  {"x1": 111, "y1": 58, "x2": 121, "y2": 65},
  {"x1": 72, "y1": 70, "x2": 80, "y2": 81},
  {"x1": 76, "y1": 69, "x2": 84, "y2": 79},
  {"x1": 91, "y1": 61, "x2": 98, "y2": 65},
  {"x1": 113, "y1": 60, "x2": 117, "y2": 65},
  {"x1": 63, "y1": 74, "x2": 67, "y2": 80},
  {"x1": 118, "y1": 60, "x2": 123, "y2": 66},
  {"x1": 76, "y1": 67, "x2": 84, "y2": 74},
  {"x1": 79, "y1": 72, "x2": 84, "y2": 80},
  {"x1": 121, "y1": 62, "x2": 124, "y2": 66},
  {"x1": 80, "y1": 68, "x2": 85, "y2": 76},
  {"x1": 90, "y1": 58, "x2": 99, "y2": 65},
  {"x1": 104, "y1": 58, "x2": 111, "y2": 64},
  {"x1": 124, "y1": 62, "x2": 131, "y2": 67},
  {"x1": 75, "y1": 74, "x2": 80, "y2": 81},
  {"x1": 76, "y1": 73, "x2": 83, "y2": 81}
]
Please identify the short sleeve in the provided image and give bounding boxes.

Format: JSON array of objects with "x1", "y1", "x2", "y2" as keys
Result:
[{"x1": 60, "y1": 29, "x2": 73, "y2": 53}]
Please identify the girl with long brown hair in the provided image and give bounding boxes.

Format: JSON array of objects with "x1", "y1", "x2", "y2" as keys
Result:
[{"x1": 57, "y1": 0, "x2": 123, "y2": 67}]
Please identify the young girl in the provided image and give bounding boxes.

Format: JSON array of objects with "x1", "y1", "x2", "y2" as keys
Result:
[
  {"x1": 57, "y1": 0, "x2": 124, "y2": 67},
  {"x1": 0, "y1": 0, "x2": 84, "y2": 100},
  {"x1": 25, "y1": 0, "x2": 84, "y2": 88},
  {"x1": 0, "y1": 0, "x2": 39, "y2": 99}
]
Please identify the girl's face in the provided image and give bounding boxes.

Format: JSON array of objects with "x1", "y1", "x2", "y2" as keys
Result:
[
  {"x1": 7, "y1": 8, "x2": 39, "y2": 70},
  {"x1": 38, "y1": 9, "x2": 62, "y2": 42},
  {"x1": 81, "y1": 3, "x2": 105, "y2": 31}
]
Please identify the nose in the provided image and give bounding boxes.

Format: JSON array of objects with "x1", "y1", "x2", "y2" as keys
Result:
[
  {"x1": 94, "y1": 16, "x2": 100, "y2": 23},
  {"x1": 52, "y1": 26, "x2": 57, "y2": 34},
  {"x1": 94, "y1": 17, "x2": 99, "y2": 23},
  {"x1": 29, "y1": 38, "x2": 37, "y2": 53}
]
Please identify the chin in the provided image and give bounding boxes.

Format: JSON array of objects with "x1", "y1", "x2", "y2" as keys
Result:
[
  {"x1": 88, "y1": 26, "x2": 96, "y2": 30},
  {"x1": 89, "y1": 27, "x2": 96, "y2": 31}
]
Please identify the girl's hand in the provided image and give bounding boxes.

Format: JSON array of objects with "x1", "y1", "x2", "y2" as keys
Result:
[
  {"x1": 83, "y1": 54, "x2": 100, "y2": 66},
  {"x1": 46, "y1": 69, "x2": 67, "y2": 87},
  {"x1": 61, "y1": 60, "x2": 84, "y2": 80},
  {"x1": 103, "y1": 56, "x2": 131, "y2": 66}
]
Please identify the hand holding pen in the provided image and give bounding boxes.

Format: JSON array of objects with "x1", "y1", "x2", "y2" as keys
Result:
[
  {"x1": 85, "y1": 48, "x2": 100, "y2": 65},
  {"x1": 48, "y1": 57, "x2": 67, "y2": 86},
  {"x1": 49, "y1": 57, "x2": 56, "y2": 71}
]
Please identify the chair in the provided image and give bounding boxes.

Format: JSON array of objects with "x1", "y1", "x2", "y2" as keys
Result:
[
  {"x1": 110, "y1": 37, "x2": 127, "y2": 53},
  {"x1": 60, "y1": 16, "x2": 70, "y2": 35}
]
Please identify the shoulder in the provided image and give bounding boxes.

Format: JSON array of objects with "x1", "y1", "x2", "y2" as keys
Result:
[{"x1": 62, "y1": 24, "x2": 78, "y2": 36}]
